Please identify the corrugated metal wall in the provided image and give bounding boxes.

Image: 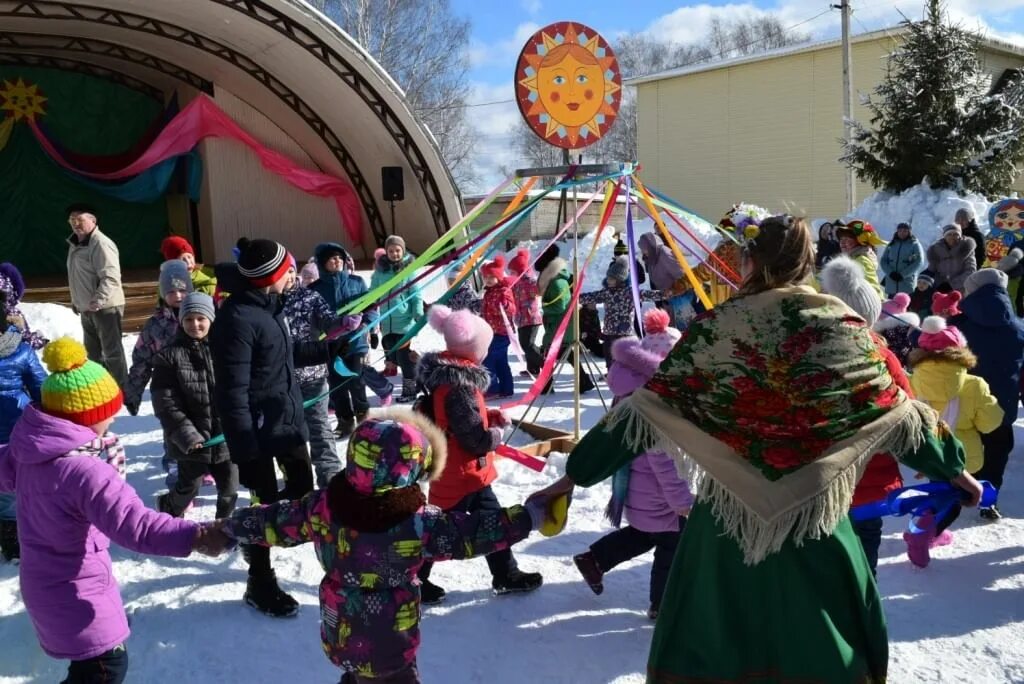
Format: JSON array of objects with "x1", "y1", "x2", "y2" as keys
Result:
[
  {"x1": 637, "y1": 36, "x2": 1024, "y2": 224},
  {"x1": 196, "y1": 88, "x2": 346, "y2": 264}
]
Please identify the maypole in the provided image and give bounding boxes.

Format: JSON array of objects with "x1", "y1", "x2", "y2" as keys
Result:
[{"x1": 510, "y1": 20, "x2": 623, "y2": 449}]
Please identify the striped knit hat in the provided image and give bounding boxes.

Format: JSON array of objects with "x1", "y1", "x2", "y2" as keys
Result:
[
  {"x1": 238, "y1": 239, "x2": 290, "y2": 288},
  {"x1": 41, "y1": 337, "x2": 123, "y2": 426}
]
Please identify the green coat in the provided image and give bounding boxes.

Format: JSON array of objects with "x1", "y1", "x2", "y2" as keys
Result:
[
  {"x1": 369, "y1": 253, "x2": 423, "y2": 336},
  {"x1": 190, "y1": 265, "x2": 217, "y2": 296},
  {"x1": 567, "y1": 414, "x2": 965, "y2": 683},
  {"x1": 539, "y1": 259, "x2": 575, "y2": 349}
]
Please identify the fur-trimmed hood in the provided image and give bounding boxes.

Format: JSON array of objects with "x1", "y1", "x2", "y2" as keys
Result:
[
  {"x1": 537, "y1": 256, "x2": 569, "y2": 297},
  {"x1": 908, "y1": 345, "x2": 977, "y2": 371},
  {"x1": 416, "y1": 351, "x2": 490, "y2": 392}
]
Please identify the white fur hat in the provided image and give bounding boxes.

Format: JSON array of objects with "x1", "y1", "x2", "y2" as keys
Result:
[{"x1": 819, "y1": 255, "x2": 882, "y2": 325}]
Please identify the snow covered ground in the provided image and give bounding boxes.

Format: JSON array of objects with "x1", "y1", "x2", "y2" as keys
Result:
[{"x1": 3, "y1": 276, "x2": 1024, "y2": 682}]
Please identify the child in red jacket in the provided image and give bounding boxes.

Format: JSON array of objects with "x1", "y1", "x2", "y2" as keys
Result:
[
  {"x1": 479, "y1": 256, "x2": 517, "y2": 398},
  {"x1": 413, "y1": 304, "x2": 542, "y2": 605}
]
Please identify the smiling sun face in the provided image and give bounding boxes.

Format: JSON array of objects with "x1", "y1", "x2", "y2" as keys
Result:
[
  {"x1": 0, "y1": 78, "x2": 47, "y2": 122},
  {"x1": 516, "y1": 22, "x2": 621, "y2": 149}
]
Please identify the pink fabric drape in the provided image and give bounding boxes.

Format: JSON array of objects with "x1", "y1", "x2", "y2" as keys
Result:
[{"x1": 29, "y1": 94, "x2": 363, "y2": 243}]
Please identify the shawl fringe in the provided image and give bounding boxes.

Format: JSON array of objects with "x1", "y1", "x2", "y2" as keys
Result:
[{"x1": 606, "y1": 394, "x2": 936, "y2": 564}]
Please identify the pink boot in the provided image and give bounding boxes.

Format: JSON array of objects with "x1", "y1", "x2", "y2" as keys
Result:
[
  {"x1": 930, "y1": 529, "x2": 954, "y2": 548},
  {"x1": 903, "y1": 512, "x2": 936, "y2": 568}
]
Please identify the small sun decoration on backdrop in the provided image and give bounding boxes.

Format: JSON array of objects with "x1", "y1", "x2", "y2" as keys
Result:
[
  {"x1": 515, "y1": 21, "x2": 621, "y2": 150},
  {"x1": 0, "y1": 78, "x2": 47, "y2": 122}
]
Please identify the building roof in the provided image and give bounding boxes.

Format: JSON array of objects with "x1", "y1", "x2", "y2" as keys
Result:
[{"x1": 626, "y1": 25, "x2": 1024, "y2": 86}]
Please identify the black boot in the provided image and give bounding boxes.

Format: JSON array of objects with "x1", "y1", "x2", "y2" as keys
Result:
[
  {"x1": 0, "y1": 520, "x2": 18, "y2": 562},
  {"x1": 419, "y1": 579, "x2": 447, "y2": 605},
  {"x1": 980, "y1": 505, "x2": 1002, "y2": 521},
  {"x1": 244, "y1": 572, "x2": 299, "y2": 618},
  {"x1": 396, "y1": 379, "x2": 418, "y2": 404},
  {"x1": 573, "y1": 551, "x2": 604, "y2": 595},
  {"x1": 493, "y1": 569, "x2": 543, "y2": 596},
  {"x1": 334, "y1": 417, "x2": 355, "y2": 439}
]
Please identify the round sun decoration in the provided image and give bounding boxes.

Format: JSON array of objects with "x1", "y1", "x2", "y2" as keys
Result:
[
  {"x1": 515, "y1": 21, "x2": 621, "y2": 150},
  {"x1": 0, "y1": 78, "x2": 47, "y2": 122}
]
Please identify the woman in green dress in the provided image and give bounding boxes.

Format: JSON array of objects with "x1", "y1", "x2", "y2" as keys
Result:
[{"x1": 541, "y1": 216, "x2": 982, "y2": 683}]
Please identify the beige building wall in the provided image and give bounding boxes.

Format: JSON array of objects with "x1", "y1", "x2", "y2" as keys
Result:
[
  {"x1": 637, "y1": 34, "x2": 1024, "y2": 224},
  {"x1": 196, "y1": 88, "x2": 344, "y2": 264}
]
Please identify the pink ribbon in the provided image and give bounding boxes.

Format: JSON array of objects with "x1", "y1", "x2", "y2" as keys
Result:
[{"x1": 29, "y1": 94, "x2": 363, "y2": 244}]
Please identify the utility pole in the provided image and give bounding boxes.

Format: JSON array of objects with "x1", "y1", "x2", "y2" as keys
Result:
[{"x1": 837, "y1": 0, "x2": 856, "y2": 212}]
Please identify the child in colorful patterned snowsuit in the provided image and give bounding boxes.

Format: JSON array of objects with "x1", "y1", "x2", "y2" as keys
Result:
[
  {"x1": 573, "y1": 310, "x2": 688, "y2": 619},
  {"x1": 0, "y1": 315, "x2": 47, "y2": 562},
  {"x1": 0, "y1": 262, "x2": 47, "y2": 349},
  {"x1": 414, "y1": 304, "x2": 544, "y2": 604},
  {"x1": 508, "y1": 249, "x2": 542, "y2": 375},
  {"x1": 0, "y1": 337, "x2": 226, "y2": 683},
  {"x1": 873, "y1": 293, "x2": 920, "y2": 369},
  {"x1": 580, "y1": 255, "x2": 664, "y2": 369},
  {"x1": 479, "y1": 255, "x2": 516, "y2": 397},
  {"x1": 226, "y1": 409, "x2": 558, "y2": 684}
]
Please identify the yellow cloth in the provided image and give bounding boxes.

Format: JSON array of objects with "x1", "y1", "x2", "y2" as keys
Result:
[{"x1": 910, "y1": 359, "x2": 1003, "y2": 472}]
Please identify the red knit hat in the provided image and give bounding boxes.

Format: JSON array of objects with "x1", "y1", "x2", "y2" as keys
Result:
[
  {"x1": 482, "y1": 255, "x2": 506, "y2": 280},
  {"x1": 932, "y1": 290, "x2": 962, "y2": 317},
  {"x1": 508, "y1": 249, "x2": 530, "y2": 276},
  {"x1": 161, "y1": 235, "x2": 195, "y2": 261}
]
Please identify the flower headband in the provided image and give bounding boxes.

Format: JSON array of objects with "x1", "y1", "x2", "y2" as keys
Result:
[{"x1": 838, "y1": 219, "x2": 887, "y2": 248}]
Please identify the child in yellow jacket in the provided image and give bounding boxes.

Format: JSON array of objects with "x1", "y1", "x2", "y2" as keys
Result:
[{"x1": 907, "y1": 316, "x2": 1002, "y2": 559}]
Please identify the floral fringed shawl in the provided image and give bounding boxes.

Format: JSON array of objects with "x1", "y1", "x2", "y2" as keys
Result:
[{"x1": 601, "y1": 285, "x2": 941, "y2": 564}]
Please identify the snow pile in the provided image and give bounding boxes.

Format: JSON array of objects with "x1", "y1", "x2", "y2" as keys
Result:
[
  {"x1": 21, "y1": 303, "x2": 82, "y2": 342},
  {"x1": 843, "y1": 182, "x2": 994, "y2": 246}
]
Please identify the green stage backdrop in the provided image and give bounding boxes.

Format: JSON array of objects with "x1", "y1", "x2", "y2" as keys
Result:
[{"x1": 0, "y1": 67, "x2": 168, "y2": 276}]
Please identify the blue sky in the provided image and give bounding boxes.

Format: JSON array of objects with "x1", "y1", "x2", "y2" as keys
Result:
[{"x1": 451, "y1": 1, "x2": 1024, "y2": 189}]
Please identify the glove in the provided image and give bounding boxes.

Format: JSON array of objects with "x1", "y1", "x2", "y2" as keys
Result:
[
  {"x1": 889, "y1": 272, "x2": 903, "y2": 282},
  {"x1": 997, "y1": 248, "x2": 1023, "y2": 272},
  {"x1": 370, "y1": 332, "x2": 380, "y2": 349},
  {"x1": 125, "y1": 400, "x2": 140, "y2": 417},
  {"x1": 525, "y1": 485, "x2": 573, "y2": 536}
]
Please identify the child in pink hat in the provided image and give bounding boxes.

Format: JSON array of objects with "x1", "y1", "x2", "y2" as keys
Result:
[{"x1": 905, "y1": 316, "x2": 1003, "y2": 567}]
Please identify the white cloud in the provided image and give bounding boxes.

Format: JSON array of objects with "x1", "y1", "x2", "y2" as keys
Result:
[
  {"x1": 469, "y1": 22, "x2": 541, "y2": 69},
  {"x1": 521, "y1": 0, "x2": 542, "y2": 16},
  {"x1": 463, "y1": 81, "x2": 524, "y2": 192}
]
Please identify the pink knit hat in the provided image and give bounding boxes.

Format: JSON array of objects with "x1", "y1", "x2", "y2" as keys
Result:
[
  {"x1": 640, "y1": 309, "x2": 681, "y2": 358},
  {"x1": 428, "y1": 304, "x2": 494, "y2": 362},
  {"x1": 881, "y1": 292, "x2": 910, "y2": 317},
  {"x1": 917, "y1": 316, "x2": 966, "y2": 352},
  {"x1": 932, "y1": 291, "x2": 962, "y2": 317}
]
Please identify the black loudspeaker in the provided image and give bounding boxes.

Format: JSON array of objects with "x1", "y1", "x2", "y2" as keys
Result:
[{"x1": 382, "y1": 166, "x2": 404, "y2": 202}]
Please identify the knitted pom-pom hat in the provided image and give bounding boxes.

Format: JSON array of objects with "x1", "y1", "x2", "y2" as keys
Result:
[
  {"x1": 344, "y1": 408, "x2": 447, "y2": 495},
  {"x1": 41, "y1": 337, "x2": 123, "y2": 426},
  {"x1": 160, "y1": 235, "x2": 195, "y2": 261},
  {"x1": 238, "y1": 239, "x2": 289, "y2": 287},
  {"x1": 508, "y1": 248, "x2": 531, "y2": 276},
  {"x1": 932, "y1": 290, "x2": 962, "y2": 317},
  {"x1": 428, "y1": 304, "x2": 493, "y2": 362},
  {"x1": 159, "y1": 259, "x2": 194, "y2": 299},
  {"x1": 640, "y1": 309, "x2": 681, "y2": 358},
  {"x1": 917, "y1": 316, "x2": 966, "y2": 352},
  {"x1": 482, "y1": 254, "x2": 506, "y2": 280}
]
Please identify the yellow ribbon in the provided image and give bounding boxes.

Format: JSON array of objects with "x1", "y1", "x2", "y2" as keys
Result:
[{"x1": 0, "y1": 117, "x2": 14, "y2": 153}]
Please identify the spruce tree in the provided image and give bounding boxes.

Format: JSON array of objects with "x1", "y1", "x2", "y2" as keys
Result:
[{"x1": 842, "y1": 0, "x2": 1024, "y2": 197}]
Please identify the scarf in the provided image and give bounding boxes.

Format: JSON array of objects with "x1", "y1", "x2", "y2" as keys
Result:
[{"x1": 607, "y1": 285, "x2": 935, "y2": 563}]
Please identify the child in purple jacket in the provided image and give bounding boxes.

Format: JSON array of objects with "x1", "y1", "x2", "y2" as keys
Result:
[
  {"x1": 0, "y1": 338, "x2": 226, "y2": 683},
  {"x1": 226, "y1": 408, "x2": 565, "y2": 684},
  {"x1": 573, "y1": 310, "x2": 691, "y2": 620}
]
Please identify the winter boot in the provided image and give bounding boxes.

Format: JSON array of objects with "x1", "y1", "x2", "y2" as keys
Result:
[
  {"x1": 903, "y1": 512, "x2": 936, "y2": 569},
  {"x1": 244, "y1": 572, "x2": 299, "y2": 618},
  {"x1": 384, "y1": 361, "x2": 399, "y2": 377},
  {"x1": 646, "y1": 604, "x2": 659, "y2": 620},
  {"x1": 355, "y1": 411, "x2": 368, "y2": 426},
  {"x1": 334, "y1": 417, "x2": 355, "y2": 439},
  {"x1": 493, "y1": 569, "x2": 543, "y2": 596},
  {"x1": 396, "y1": 379, "x2": 417, "y2": 404},
  {"x1": 420, "y1": 580, "x2": 447, "y2": 606},
  {"x1": 572, "y1": 551, "x2": 604, "y2": 595},
  {"x1": 980, "y1": 505, "x2": 1002, "y2": 521},
  {"x1": 0, "y1": 520, "x2": 19, "y2": 563}
]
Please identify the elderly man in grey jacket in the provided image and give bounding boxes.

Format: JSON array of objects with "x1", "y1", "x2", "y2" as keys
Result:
[{"x1": 66, "y1": 204, "x2": 128, "y2": 386}]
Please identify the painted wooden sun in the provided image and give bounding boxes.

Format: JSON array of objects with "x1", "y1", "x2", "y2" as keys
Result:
[
  {"x1": 515, "y1": 22, "x2": 621, "y2": 149},
  {"x1": 0, "y1": 78, "x2": 47, "y2": 122}
]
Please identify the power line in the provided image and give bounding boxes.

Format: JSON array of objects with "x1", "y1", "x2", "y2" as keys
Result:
[{"x1": 417, "y1": 5, "x2": 837, "y2": 112}]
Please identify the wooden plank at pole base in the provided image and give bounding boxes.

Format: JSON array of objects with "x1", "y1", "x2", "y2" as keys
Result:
[
  {"x1": 514, "y1": 419, "x2": 573, "y2": 442},
  {"x1": 514, "y1": 437, "x2": 579, "y2": 459}
]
